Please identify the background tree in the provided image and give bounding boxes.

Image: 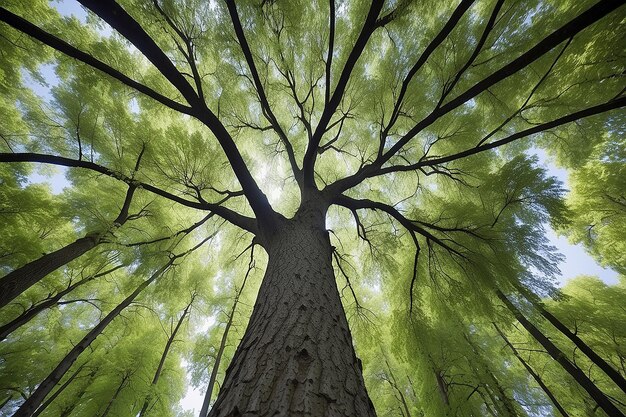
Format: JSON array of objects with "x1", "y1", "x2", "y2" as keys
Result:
[{"x1": 1, "y1": 0, "x2": 625, "y2": 416}]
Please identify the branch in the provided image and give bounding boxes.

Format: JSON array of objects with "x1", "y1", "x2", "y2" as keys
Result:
[
  {"x1": 0, "y1": 153, "x2": 257, "y2": 234},
  {"x1": 302, "y1": 0, "x2": 384, "y2": 187},
  {"x1": 224, "y1": 0, "x2": 301, "y2": 185},
  {"x1": 325, "y1": 0, "x2": 335, "y2": 106},
  {"x1": 379, "y1": 0, "x2": 476, "y2": 155},
  {"x1": 77, "y1": 0, "x2": 200, "y2": 106},
  {"x1": 327, "y1": 92, "x2": 625, "y2": 196},
  {"x1": 0, "y1": 6, "x2": 191, "y2": 114},
  {"x1": 389, "y1": 96, "x2": 626, "y2": 171},
  {"x1": 74, "y1": 2, "x2": 276, "y2": 224},
  {"x1": 380, "y1": 0, "x2": 623, "y2": 165},
  {"x1": 334, "y1": 195, "x2": 467, "y2": 258}
]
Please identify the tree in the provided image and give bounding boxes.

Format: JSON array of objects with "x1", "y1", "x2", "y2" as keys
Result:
[{"x1": 0, "y1": 0, "x2": 625, "y2": 416}]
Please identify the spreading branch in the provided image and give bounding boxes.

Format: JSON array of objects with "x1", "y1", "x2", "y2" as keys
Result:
[
  {"x1": 0, "y1": 153, "x2": 257, "y2": 234},
  {"x1": 0, "y1": 6, "x2": 191, "y2": 114}
]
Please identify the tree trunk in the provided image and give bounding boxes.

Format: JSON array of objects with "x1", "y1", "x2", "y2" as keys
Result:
[
  {"x1": 139, "y1": 298, "x2": 193, "y2": 417},
  {"x1": 208, "y1": 207, "x2": 376, "y2": 416},
  {"x1": 496, "y1": 289, "x2": 625, "y2": 417},
  {"x1": 463, "y1": 333, "x2": 520, "y2": 417},
  {"x1": 12, "y1": 257, "x2": 172, "y2": 417},
  {"x1": 0, "y1": 185, "x2": 136, "y2": 308},
  {"x1": 531, "y1": 297, "x2": 626, "y2": 394},
  {"x1": 0, "y1": 264, "x2": 125, "y2": 341},
  {"x1": 0, "y1": 234, "x2": 101, "y2": 308},
  {"x1": 99, "y1": 372, "x2": 130, "y2": 417},
  {"x1": 31, "y1": 364, "x2": 86, "y2": 417},
  {"x1": 493, "y1": 323, "x2": 570, "y2": 417},
  {"x1": 200, "y1": 262, "x2": 251, "y2": 417}
]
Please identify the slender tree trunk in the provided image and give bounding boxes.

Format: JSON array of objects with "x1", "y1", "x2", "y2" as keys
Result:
[
  {"x1": 433, "y1": 367, "x2": 450, "y2": 408},
  {"x1": 383, "y1": 359, "x2": 412, "y2": 417},
  {"x1": 496, "y1": 289, "x2": 625, "y2": 417},
  {"x1": 1, "y1": 395, "x2": 12, "y2": 411},
  {"x1": 0, "y1": 185, "x2": 137, "y2": 308},
  {"x1": 138, "y1": 298, "x2": 194, "y2": 417},
  {"x1": 463, "y1": 333, "x2": 520, "y2": 417},
  {"x1": 99, "y1": 372, "x2": 130, "y2": 417},
  {"x1": 208, "y1": 205, "x2": 376, "y2": 416},
  {"x1": 493, "y1": 323, "x2": 570, "y2": 417},
  {"x1": 56, "y1": 367, "x2": 99, "y2": 417},
  {"x1": 31, "y1": 364, "x2": 86, "y2": 417},
  {"x1": 11, "y1": 257, "x2": 172, "y2": 417},
  {"x1": 200, "y1": 262, "x2": 251, "y2": 417},
  {"x1": 528, "y1": 295, "x2": 626, "y2": 394},
  {"x1": 0, "y1": 264, "x2": 125, "y2": 341}
]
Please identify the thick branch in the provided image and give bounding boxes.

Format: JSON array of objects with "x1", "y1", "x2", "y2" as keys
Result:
[
  {"x1": 381, "y1": 0, "x2": 623, "y2": 165},
  {"x1": 334, "y1": 195, "x2": 466, "y2": 258},
  {"x1": 387, "y1": 96, "x2": 626, "y2": 172},
  {"x1": 77, "y1": 0, "x2": 200, "y2": 106},
  {"x1": 380, "y1": 0, "x2": 476, "y2": 154},
  {"x1": 0, "y1": 7, "x2": 191, "y2": 114},
  {"x1": 328, "y1": 96, "x2": 625, "y2": 194}
]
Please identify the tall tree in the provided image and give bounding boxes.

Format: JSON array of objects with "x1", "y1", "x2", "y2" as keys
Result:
[{"x1": 1, "y1": 0, "x2": 625, "y2": 416}]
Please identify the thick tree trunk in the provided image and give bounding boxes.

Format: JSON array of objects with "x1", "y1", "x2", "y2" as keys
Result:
[
  {"x1": 12, "y1": 258, "x2": 172, "y2": 417},
  {"x1": 493, "y1": 323, "x2": 570, "y2": 417},
  {"x1": 208, "y1": 208, "x2": 376, "y2": 416},
  {"x1": 496, "y1": 290, "x2": 625, "y2": 417},
  {"x1": 0, "y1": 185, "x2": 136, "y2": 308}
]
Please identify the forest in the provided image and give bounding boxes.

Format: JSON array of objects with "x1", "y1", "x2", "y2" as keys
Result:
[{"x1": 0, "y1": 0, "x2": 625, "y2": 416}]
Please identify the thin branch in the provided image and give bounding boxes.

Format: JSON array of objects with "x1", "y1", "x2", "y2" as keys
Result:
[
  {"x1": 302, "y1": 0, "x2": 384, "y2": 187},
  {"x1": 224, "y1": 0, "x2": 301, "y2": 185},
  {"x1": 0, "y1": 153, "x2": 257, "y2": 233}
]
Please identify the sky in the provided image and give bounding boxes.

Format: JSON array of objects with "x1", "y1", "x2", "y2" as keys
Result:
[{"x1": 13, "y1": 1, "x2": 619, "y2": 414}]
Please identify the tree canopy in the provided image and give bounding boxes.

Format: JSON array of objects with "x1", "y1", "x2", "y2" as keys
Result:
[{"x1": 0, "y1": 0, "x2": 625, "y2": 416}]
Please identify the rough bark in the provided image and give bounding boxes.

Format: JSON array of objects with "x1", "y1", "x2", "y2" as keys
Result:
[
  {"x1": 208, "y1": 201, "x2": 376, "y2": 416},
  {"x1": 496, "y1": 289, "x2": 625, "y2": 417},
  {"x1": 493, "y1": 323, "x2": 570, "y2": 417},
  {"x1": 0, "y1": 185, "x2": 137, "y2": 308}
]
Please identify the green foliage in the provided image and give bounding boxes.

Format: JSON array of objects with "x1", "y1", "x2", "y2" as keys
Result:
[{"x1": 0, "y1": 0, "x2": 624, "y2": 416}]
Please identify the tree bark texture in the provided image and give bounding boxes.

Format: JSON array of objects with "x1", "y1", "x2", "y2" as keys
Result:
[{"x1": 208, "y1": 213, "x2": 376, "y2": 416}]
